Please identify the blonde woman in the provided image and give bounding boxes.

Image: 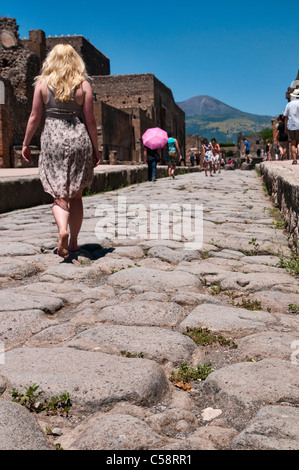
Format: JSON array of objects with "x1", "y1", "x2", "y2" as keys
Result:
[{"x1": 22, "y1": 44, "x2": 100, "y2": 259}]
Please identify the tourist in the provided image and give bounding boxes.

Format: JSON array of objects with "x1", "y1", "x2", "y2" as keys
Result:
[
  {"x1": 284, "y1": 88, "x2": 299, "y2": 165},
  {"x1": 144, "y1": 146, "x2": 160, "y2": 182},
  {"x1": 189, "y1": 151, "x2": 195, "y2": 167},
  {"x1": 265, "y1": 139, "x2": 272, "y2": 161},
  {"x1": 195, "y1": 151, "x2": 200, "y2": 166},
  {"x1": 275, "y1": 115, "x2": 288, "y2": 160},
  {"x1": 22, "y1": 44, "x2": 100, "y2": 259},
  {"x1": 211, "y1": 138, "x2": 221, "y2": 173},
  {"x1": 243, "y1": 137, "x2": 250, "y2": 162},
  {"x1": 202, "y1": 138, "x2": 213, "y2": 176},
  {"x1": 162, "y1": 132, "x2": 181, "y2": 179}
]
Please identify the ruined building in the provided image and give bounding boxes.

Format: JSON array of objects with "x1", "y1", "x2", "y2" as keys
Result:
[{"x1": 0, "y1": 17, "x2": 185, "y2": 168}]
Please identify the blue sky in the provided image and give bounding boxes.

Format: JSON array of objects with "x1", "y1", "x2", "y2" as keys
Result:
[{"x1": 2, "y1": 0, "x2": 299, "y2": 116}]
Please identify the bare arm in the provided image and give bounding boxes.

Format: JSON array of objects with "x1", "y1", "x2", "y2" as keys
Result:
[
  {"x1": 175, "y1": 139, "x2": 181, "y2": 155},
  {"x1": 22, "y1": 80, "x2": 44, "y2": 163},
  {"x1": 82, "y1": 80, "x2": 101, "y2": 167},
  {"x1": 284, "y1": 116, "x2": 288, "y2": 136}
]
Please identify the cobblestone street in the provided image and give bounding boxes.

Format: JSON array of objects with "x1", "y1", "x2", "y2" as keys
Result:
[{"x1": 0, "y1": 168, "x2": 299, "y2": 450}]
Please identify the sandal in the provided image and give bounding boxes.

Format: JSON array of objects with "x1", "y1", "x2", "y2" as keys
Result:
[{"x1": 292, "y1": 160, "x2": 297, "y2": 165}]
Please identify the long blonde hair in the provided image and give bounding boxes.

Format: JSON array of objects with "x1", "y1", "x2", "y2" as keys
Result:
[{"x1": 36, "y1": 44, "x2": 88, "y2": 102}]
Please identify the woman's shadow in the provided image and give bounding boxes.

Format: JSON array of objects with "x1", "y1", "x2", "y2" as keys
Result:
[{"x1": 55, "y1": 243, "x2": 115, "y2": 262}]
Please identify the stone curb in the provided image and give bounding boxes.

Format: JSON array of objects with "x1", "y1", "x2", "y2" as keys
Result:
[
  {"x1": 0, "y1": 165, "x2": 201, "y2": 214},
  {"x1": 257, "y1": 162, "x2": 299, "y2": 248}
]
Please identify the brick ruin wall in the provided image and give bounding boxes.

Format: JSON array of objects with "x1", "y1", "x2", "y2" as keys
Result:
[
  {"x1": 92, "y1": 74, "x2": 185, "y2": 158},
  {"x1": 94, "y1": 101, "x2": 134, "y2": 162},
  {"x1": 45, "y1": 36, "x2": 110, "y2": 76},
  {"x1": 0, "y1": 18, "x2": 185, "y2": 167},
  {"x1": 0, "y1": 18, "x2": 44, "y2": 166}
]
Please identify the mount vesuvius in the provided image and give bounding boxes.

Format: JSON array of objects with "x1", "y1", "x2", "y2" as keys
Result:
[{"x1": 177, "y1": 95, "x2": 273, "y2": 143}]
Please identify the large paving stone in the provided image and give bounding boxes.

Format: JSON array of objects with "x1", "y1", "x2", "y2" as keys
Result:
[
  {"x1": 96, "y1": 301, "x2": 184, "y2": 327},
  {"x1": 237, "y1": 331, "x2": 299, "y2": 362},
  {"x1": 25, "y1": 323, "x2": 77, "y2": 347},
  {"x1": 0, "y1": 291, "x2": 64, "y2": 314},
  {"x1": 108, "y1": 267, "x2": 201, "y2": 291},
  {"x1": 219, "y1": 272, "x2": 298, "y2": 293},
  {"x1": 40, "y1": 264, "x2": 100, "y2": 282},
  {"x1": 0, "y1": 258, "x2": 37, "y2": 279},
  {"x1": 231, "y1": 405, "x2": 299, "y2": 450},
  {"x1": 65, "y1": 413, "x2": 169, "y2": 450},
  {"x1": 112, "y1": 246, "x2": 145, "y2": 259},
  {"x1": 148, "y1": 246, "x2": 199, "y2": 264},
  {"x1": 2, "y1": 347, "x2": 168, "y2": 409},
  {"x1": 247, "y1": 290, "x2": 299, "y2": 314},
  {"x1": 0, "y1": 310, "x2": 57, "y2": 349},
  {"x1": 0, "y1": 401, "x2": 51, "y2": 450},
  {"x1": 179, "y1": 304, "x2": 277, "y2": 337},
  {"x1": 68, "y1": 325, "x2": 196, "y2": 365},
  {"x1": 0, "y1": 242, "x2": 39, "y2": 257},
  {"x1": 201, "y1": 359, "x2": 299, "y2": 429}
]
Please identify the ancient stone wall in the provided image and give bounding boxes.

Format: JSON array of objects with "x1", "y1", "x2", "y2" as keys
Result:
[
  {"x1": 91, "y1": 74, "x2": 185, "y2": 158},
  {"x1": 94, "y1": 101, "x2": 134, "y2": 162},
  {"x1": 45, "y1": 36, "x2": 110, "y2": 76},
  {"x1": 92, "y1": 74, "x2": 155, "y2": 112},
  {"x1": 153, "y1": 75, "x2": 185, "y2": 155},
  {"x1": 259, "y1": 162, "x2": 299, "y2": 249},
  {"x1": 0, "y1": 78, "x2": 13, "y2": 167},
  {"x1": 0, "y1": 18, "x2": 185, "y2": 167}
]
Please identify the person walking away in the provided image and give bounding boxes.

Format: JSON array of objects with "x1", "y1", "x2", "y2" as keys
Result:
[
  {"x1": 284, "y1": 88, "x2": 299, "y2": 164},
  {"x1": 211, "y1": 138, "x2": 221, "y2": 173},
  {"x1": 144, "y1": 146, "x2": 160, "y2": 181},
  {"x1": 189, "y1": 151, "x2": 195, "y2": 167},
  {"x1": 243, "y1": 138, "x2": 250, "y2": 162},
  {"x1": 275, "y1": 115, "x2": 288, "y2": 160},
  {"x1": 22, "y1": 44, "x2": 100, "y2": 259},
  {"x1": 203, "y1": 138, "x2": 213, "y2": 176},
  {"x1": 163, "y1": 132, "x2": 181, "y2": 179},
  {"x1": 265, "y1": 139, "x2": 272, "y2": 161}
]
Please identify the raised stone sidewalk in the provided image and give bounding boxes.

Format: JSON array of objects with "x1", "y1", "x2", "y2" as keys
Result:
[
  {"x1": 258, "y1": 161, "x2": 299, "y2": 249},
  {"x1": 0, "y1": 164, "x2": 200, "y2": 214},
  {"x1": 0, "y1": 165, "x2": 298, "y2": 450}
]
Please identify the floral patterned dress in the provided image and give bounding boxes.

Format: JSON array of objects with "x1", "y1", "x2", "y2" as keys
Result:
[{"x1": 39, "y1": 87, "x2": 93, "y2": 200}]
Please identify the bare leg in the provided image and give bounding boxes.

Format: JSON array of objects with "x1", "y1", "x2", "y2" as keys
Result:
[
  {"x1": 291, "y1": 141, "x2": 297, "y2": 162},
  {"x1": 69, "y1": 190, "x2": 83, "y2": 251},
  {"x1": 52, "y1": 199, "x2": 70, "y2": 259}
]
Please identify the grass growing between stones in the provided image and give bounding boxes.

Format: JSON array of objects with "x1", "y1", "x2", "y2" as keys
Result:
[
  {"x1": 120, "y1": 350, "x2": 144, "y2": 358},
  {"x1": 170, "y1": 362, "x2": 213, "y2": 385},
  {"x1": 182, "y1": 327, "x2": 238, "y2": 349},
  {"x1": 268, "y1": 207, "x2": 286, "y2": 229},
  {"x1": 11, "y1": 383, "x2": 72, "y2": 416},
  {"x1": 210, "y1": 286, "x2": 263, "y2": 311},
  {"x1": 288, "y1": 304, "x2": 299, "y2": 314},
  {"x1": 278, "y1": 248, "x2": 299, "y2": 277}
]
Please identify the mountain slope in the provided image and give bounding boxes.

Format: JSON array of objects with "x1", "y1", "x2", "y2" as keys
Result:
[{"x1": 177, "y1": 95, "x2": 273, "y2": 143}]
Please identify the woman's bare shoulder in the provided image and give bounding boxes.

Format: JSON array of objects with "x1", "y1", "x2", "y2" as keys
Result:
[{"x1": 81, "y1": 79, "x2": 92, "y2": 92}]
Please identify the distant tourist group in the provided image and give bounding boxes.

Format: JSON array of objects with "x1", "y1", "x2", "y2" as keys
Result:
[{"x1": 144, "y1": 134, "x2": 235, "y2": 180}]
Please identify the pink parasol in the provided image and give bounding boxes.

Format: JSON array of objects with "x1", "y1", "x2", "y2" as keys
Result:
[{"x1": 142, "y1": 127, "x2": 168, "y2": 150}]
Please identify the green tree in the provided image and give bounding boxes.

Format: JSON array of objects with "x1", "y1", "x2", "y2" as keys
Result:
[{"x1": 261, "y1": 128, "x2": 273, "y2": 143}]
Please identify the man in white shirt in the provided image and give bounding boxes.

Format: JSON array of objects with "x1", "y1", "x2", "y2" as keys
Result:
[{"x1": 284, "y1": 88, "x2": 299, "y2": 164}]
